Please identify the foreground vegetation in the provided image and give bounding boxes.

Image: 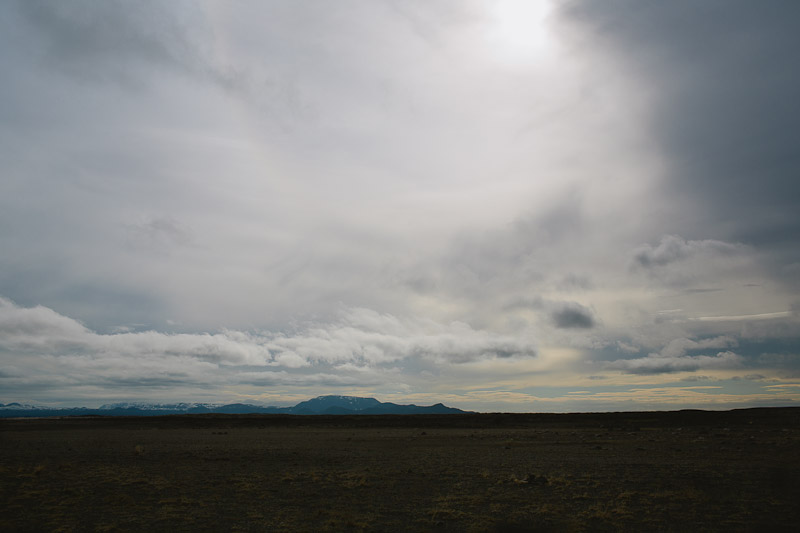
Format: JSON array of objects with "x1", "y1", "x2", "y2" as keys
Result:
[{"x1": 2, "y1": 408, "x2": 798, "y2": 531}]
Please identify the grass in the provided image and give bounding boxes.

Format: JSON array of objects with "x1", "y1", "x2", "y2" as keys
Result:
[{"x1": 1, "y1": 409, "x2": 799, "y2": 531}]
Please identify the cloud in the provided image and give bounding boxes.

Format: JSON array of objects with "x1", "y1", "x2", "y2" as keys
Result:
[
  {"x1": 11, "y1": 0, "x2": 308, "y2": 125},
  {"x1": 659, "y1": 336, "x2": 738, "y2": 359},
  {"x1": 0, "y1": 298, "x2": 538, "y2": 402},
  {"x1": 557, "y1": 273, "x2": 594, "y2": 291},
  {"x1": 502, "y1": 296, "x2": 597, "y2": 331},
  {"x1": 14, "y1": 0, "x2": 212, "y2": 84},
  {"x1": 0, "y1": 297, "x2": 91, "y2": 350},
  {"x1": 2, "y1": 2, "x2": 800, "y2": 410},
  {"x1": 632, "y1": 235, "x2": 741, "y2": 270},
  {"x1": 551, "y1": 302, "x2": 595, "y2": 329},
  {"x1": 609, "y1": 351, "x2": 742, "y2": 375},
  {"x1": 627, "y1": 235, "x2": 757, "y2": 290},
  {"x1": 126, "y1": 216, "x2": 193, "y2": 252},
  {"x1": 237, "y1": 370, "x2": 384, "y2": 388},
  {"x1": 266, "y1": 307, "x2": 538, "y2": 366},
  {"x1": 557, "y1": 0, "x2": 800, "y2": 279},
  {"x1": 692, "y1": 312, "x2": 793, "y2": 323},
  {"x1": 608, "y1": 335, "x2": 741, "y2": 375}
]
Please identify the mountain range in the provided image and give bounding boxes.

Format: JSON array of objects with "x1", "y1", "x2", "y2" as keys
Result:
[{"x1": 0, "y1": 395, "x2": 469, "y2": 417}]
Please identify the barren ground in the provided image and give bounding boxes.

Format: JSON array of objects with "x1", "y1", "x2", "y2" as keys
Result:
[{"x1": 2, "y1": 408, "x2": 798, "y2": 532}]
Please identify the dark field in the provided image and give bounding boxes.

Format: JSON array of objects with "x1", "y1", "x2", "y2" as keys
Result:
[{"x1": 2, "y1": 408, "x2": 799, "y2": 532}]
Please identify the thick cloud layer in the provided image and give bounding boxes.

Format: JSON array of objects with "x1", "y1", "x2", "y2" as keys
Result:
[
  {"x1": 0, "y1": 298, "x2": 538, "y2": 405},
  {"x1": 1, "y1": 1, "x2": 798, "y2": 410},
  {"x1": 558, "y1": 0, "x2": 800, "y2": 268}
]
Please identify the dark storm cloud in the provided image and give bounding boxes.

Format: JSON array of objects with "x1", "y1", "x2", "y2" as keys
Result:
[
  {"x1": 551, "y1": 303, "x2": 595, "y2": 329},
  {"x1": 503, "y1": 297, "x2": 595, "y2": 329},
  {"x1": 558, "y1": 0, "x2": 800, "y2": 266}
]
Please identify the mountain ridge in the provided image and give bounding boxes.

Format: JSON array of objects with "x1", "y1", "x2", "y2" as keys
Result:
[{"x1": 0, "y1": 396, "x2": 470, "y2": 417}]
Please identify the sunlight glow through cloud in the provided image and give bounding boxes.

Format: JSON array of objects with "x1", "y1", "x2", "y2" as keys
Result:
[{"x1": 483, "y1": 0, "x2": 556, "y2": 66}]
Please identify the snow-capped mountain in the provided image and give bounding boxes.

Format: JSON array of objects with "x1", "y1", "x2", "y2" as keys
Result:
[
  {"x1": 0, "y1": 396, "x2": 469, "y2": 417},
  {"x1": 0, "y1": 402, "x2": 41, "y2": 410},
  {"x1": 99, "y1": 402, "x2": 216, "y2": 411}
]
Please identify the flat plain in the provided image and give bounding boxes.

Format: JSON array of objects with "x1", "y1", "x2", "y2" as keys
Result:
[{"x1": 2, "y1": 408, "x2": 798, "y2": 532}]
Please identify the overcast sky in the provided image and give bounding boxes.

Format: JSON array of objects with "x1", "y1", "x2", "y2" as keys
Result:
[{"x1": 2, "y1": 0, "x2": 799, "y2": 411}]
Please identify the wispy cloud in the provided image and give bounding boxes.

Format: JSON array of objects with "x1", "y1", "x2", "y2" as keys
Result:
[{"x1": 692, "y1": 312, "x2": 793, "y2": 322}]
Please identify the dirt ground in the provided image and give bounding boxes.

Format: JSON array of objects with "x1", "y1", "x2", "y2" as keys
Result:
[{"x1": 2, "y1": 408, "x2": 798, "y2": 532}]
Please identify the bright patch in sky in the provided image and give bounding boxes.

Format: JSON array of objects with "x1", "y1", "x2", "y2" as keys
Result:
[{"x1": 484, "y1": 0, "x2": 555, "y2": 65}]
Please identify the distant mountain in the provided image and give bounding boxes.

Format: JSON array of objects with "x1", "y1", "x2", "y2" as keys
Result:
[
  {"x1": 360, "y1": 402, "x2": 465, "y2": 415},
  {"x1": 0, "y1": 396, "x2": 469, "y2": 417},
  {"x1": 99, "y1": 402, "x2": 217, "y2": 411},
  {"x1": 288, "y1": 396, "x2": 467, "y2": 415},
  {"x1": 293, "y1": 395, "x2": 382, "y2": 413},
  {"x1": 0, "y1": 402, "x2": 39, "y2": 410}
]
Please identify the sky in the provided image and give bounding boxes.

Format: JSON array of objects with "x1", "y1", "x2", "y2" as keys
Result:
[{"x1": 1, "y1": 0, "x2": 799, "y2": 411}]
